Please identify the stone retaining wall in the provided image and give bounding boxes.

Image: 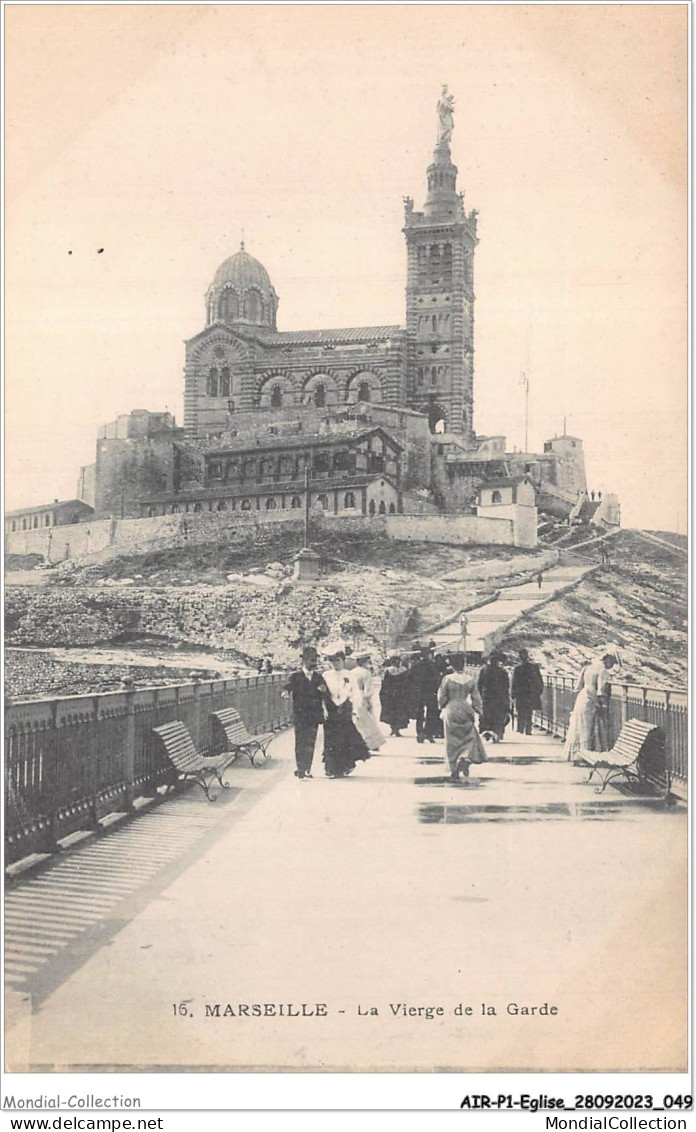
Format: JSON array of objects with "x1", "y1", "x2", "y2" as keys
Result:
[
  {"x1": 6, "y1": 508, "x2": 522, "y2": 569},
  {"x1": 385, "y1": 514, "x2": 514, "y2": 546}
]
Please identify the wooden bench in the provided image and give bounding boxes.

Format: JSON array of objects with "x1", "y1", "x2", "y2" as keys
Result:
[
  {"x1": 211, "y1": 708, "x2": 274, "y2": 768},
  {"x1": 152, "y1": 721, "x2": 237, "y2": 802},
  {"x1": 581, "y1": 719, "x2": 671, "y2": 800}
]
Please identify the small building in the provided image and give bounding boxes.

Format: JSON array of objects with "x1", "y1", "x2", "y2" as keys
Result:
[
  {"x1": 4, "y1": 498, "x2": 94, "y2": 537},
  {"x1": 476, "y1": 476, "x2": 537, "y2": 548}
]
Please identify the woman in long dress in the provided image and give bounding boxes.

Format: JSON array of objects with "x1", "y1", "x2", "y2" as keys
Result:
[
  {"x1": 349, "y1": 655, "x2": 385, "y2": 751},
  {"x1": 438, "y1": 653, "x2": 487, "y2": 782},
  {"x1": 477, "y1": 651, "x2": 510, "y2": 742},
  {"x1": 321, "y1": 644, "x2": 371, "y2": 778},
  {"x1": 564, "y1": 649, "x2": 619, "y2": 762},
  {"x1": 379, "y1": 656, "x2": 410, "y2": 736}
]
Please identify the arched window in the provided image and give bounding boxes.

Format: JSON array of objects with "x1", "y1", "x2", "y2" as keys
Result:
[
  {"x1": 44, "y1": 514, "x2": 50, "y2": 526},
  {"x1": 368, "y1": 500, "x2": 376, "y2": 516},
  {"x1": 491, "y1": 490, "x2": 502, "y2": 504},
  {"x1": 216, "y1": 500, "x2": 227, "y2": 511},
  {"x1": 244, "y1": 291, "x2": 262, "y2": 321},
  {"x1": 442, "y1": 244, "x2": 453, "y2": 286},
  {"x1": 193, "y1": 502, "x2": 203, "y2": 513},
  {"x1": 314, "y1": 383, "x2": 326, "y2": 408},
  {"x1": 33, "y1": 516, "x2": 39, "y2": 528},
  {"x1": 270, "y1": 384, "x2": 282, "y2": 409},
  {"x1": 344, "y1": 491, "x2": 356, "y2": 509},
  {"x1": 265, "y1": 497, "x2": 277, "y2": 510},
  {"x1": 219, "y1": 291, "x2": 238, "y2": 321},
  {"x1": 378, "y1": 501, "x2": 386, "y2": 515},
  {"x1": 389, "y1": 503, "x2": 396, "y2": 514},
  {"x1": 291, "y1": 496, "x2": 302, "y2": 509},
  {"x1": 219, "y1": 367, "x2": 231, "y2": 397},
  {"x1": 11, "y1": 520, "x2": 16, "y2": 532},
  {"x1": 318, "y1": 494, "x2": 329, "y2": 510},
  {"x1": 207, "y1": 367, "x2": 219, "y2": 397},
  {"x1": 241, "y1": 498, "x2": 252, "y2": 511},
  {"x1": 171, "y1": 503, "x2": 180, "y2": 513},
  {"x1": 358, "y1": 381, "x2": 371, "y2": 403}
]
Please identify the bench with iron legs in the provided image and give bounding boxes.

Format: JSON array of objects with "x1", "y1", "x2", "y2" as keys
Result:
[
  {"x1": 152, "y1": 721, "x2": 237, "y2": 802},
  {"x1": 580, "y1": 718, "x2": 671, "y2": 801},
  {"x1": 211, "y1": 707, "x2": 275, "y2": 767}
]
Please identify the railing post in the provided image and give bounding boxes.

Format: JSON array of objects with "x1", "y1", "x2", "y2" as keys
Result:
[
  {"x1": 619, "y1": 684, "x2": 629, "y2": 741},
  {"x1": 89, "y1": 695, "x2": 101, "y2": 830},
  {"x1": 192, "y1": 680, "x2": 202, "y2": 750},
  {"x1": 664, "y1": 690, "x2": 673, "y2": 780},
  {"x1": 123, "y1": 688, "x2": 136, "y2": 813},
  {"x1": 46, "y1": 700, "x2": 61, "y2": 852}
]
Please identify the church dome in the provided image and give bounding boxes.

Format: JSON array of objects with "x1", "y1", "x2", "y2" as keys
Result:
[
  {"x1": 206, "y1": 243, "x2": 278, "y2": 330},
  {"x1": 212, "y1": 246, "x2": 272, "y2": 292}
]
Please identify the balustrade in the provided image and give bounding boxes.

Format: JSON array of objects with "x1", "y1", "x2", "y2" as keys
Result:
[
  {"x1": 5, "y1": 674, "x2": 292, "y2": 868},
  {"x1": 538, "y1": 675, "x2": 688, "y2": 788}
]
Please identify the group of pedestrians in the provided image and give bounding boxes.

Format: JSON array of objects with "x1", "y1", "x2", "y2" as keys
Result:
[
  {"x1": 283, "y1": 643, "x2": 384, "y2": 779},
  {"x1": 283, "y1": 641, "x2": 545, "y2": 784}
]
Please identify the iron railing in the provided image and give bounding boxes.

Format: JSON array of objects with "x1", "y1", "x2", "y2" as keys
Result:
[
  {"x1": 536, "y1": 675, "x2": 688, "y2": 788},
  {"x1": 462, "y1": 666, "x2": 687, "y2": 789},
  {"x1": 4, "y1": 674, "x2": 292, "y2": 867}
]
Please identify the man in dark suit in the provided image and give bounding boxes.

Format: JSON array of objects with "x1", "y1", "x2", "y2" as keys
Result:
[
  {"x1": 408, "y1": 644, "x2": 442, "y2": 743},
  {"x1": 511, "y1": 649, "x2": 544, "y2": 735},
  {"x1": 283, "y1": 646, "x2": 327, "y2": 779}
]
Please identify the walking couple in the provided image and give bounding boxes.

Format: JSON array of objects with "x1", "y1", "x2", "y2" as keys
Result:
[{"x1": 284, "y1": 643, "x2": 384, "y2": 780}]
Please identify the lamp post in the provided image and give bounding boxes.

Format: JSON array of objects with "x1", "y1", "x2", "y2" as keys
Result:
[
  {"x1": 304, "y1": 466, "x2": 310, "y2": 549},
  {"x1": 459, "y1": 612, "x2": 468, "y2": 664}
]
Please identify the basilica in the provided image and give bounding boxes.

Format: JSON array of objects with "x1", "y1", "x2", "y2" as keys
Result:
[
  {"x1": 9, "y1": 92, "x2": 609, "y2": 541},
  {"x1": 183, "y1": 91, "x2": 477, "y2": 447}
]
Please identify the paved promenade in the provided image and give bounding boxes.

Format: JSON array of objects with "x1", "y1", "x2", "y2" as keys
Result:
[{"x1": 5, "y1": 723, "x2": 686, "y2": 1073}]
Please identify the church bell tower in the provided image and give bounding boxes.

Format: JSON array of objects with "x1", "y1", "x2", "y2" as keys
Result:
[{"x1": 403, "y1": 87, "x2": 478, "y2": 443}]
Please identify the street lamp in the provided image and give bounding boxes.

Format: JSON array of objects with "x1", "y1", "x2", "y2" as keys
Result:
[{"x1": 459, "y1": 612, "x2": 468, "y2": 664}]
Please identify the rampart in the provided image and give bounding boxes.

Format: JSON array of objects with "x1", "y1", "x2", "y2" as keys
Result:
[{"x1": 5, "y1": 506, "x2": 528, "y2": 567}]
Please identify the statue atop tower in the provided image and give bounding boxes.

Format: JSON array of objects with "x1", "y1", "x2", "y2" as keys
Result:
[
  {"x1": 403, "y1": 89, "x2": 478, "y2": 445},
  {"x1": 436, "y1": 84, "x2": 455, "y2": 148}
]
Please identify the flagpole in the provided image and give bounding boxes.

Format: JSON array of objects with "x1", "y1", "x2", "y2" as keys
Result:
[{"x1": 520, "y1": 371, "x2": 529, "y2": 453}]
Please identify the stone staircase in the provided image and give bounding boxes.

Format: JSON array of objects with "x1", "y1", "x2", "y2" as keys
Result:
[{"x1": 427, "y1": 561, "x2": 594, "y2": 654}]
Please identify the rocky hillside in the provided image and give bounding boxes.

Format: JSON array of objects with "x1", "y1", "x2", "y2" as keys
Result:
[
  {"x1": 4, "y1": 527, "x2": 686, "y2": 697},
  {"x1": 4, "y1": 532, "x2": 550, "y2": 699},
  {"x1": 499, "y1": 531, "x2": 687, "y2": 687}
]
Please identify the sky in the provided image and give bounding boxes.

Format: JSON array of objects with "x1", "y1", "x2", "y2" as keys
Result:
[{"x1": 5, "y1": 4, "x2": 687, "y2": 531}]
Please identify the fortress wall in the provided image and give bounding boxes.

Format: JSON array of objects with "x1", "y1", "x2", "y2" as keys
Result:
[
  {"x1": 6, "y1": 520, "x2": 115, "y2": 562},
  {"x1": 385, "y1": 514, "x2": 514, "y2": 546},
  {"x1": 8, "y1": 509, "x2": 525, "y2": 566}
]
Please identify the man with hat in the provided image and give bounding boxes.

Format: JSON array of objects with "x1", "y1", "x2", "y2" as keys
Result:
[
  {"x1": 511, "y1": 649, "x2": 544, "y2": 735},
  {"x1": 283, "y1": 646, "x2": 328, "y2": 779},
  {"x1": 407, "y1": 642, "x2": 442, "y2": 743}
]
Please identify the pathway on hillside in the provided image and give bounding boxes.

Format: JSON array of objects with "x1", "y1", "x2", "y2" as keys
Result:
[
  {"x1": 427, "y1": 560, "x2": 595, "y2": 653},
  {"x1": 425, "y1": 526, "x2": 628, "y2": 654},
  {"x1": 5, "y1": 723, "x2": 685, "y2": 1073}
]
